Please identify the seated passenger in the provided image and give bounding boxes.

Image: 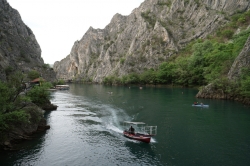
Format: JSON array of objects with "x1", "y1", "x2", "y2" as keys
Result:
[{"x1": 129, "y1": 126, "x2": 135, "y2": 134}]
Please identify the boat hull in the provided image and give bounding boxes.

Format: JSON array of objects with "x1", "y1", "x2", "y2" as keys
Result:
[{"x1": 123, "y1": 131, "x2": 151, "y2": 143}]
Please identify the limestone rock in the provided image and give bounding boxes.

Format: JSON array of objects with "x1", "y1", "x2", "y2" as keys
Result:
[
  {"x1": 54, "y1": 0, "x2": 250, "y2": 83},
  {"x1": 0, "y1": 0, "x2": 56, "y2": 82},
  {"x1": 228, "y1": 36, "x2": 250, "y2": 80}
]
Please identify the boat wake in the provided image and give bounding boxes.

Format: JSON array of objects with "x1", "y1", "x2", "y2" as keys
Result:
[
  {"x1": 52, "y1": 91, "x2": 157, "y2": 143},
  {"x1": 106, "y1": 124, "x2": 123, "y2": 133},
  {"x1": 151, "y1": 137, "x2": 157, "y2": 143},
  {"x1": 99, "y1": 104, "x2": 158, "y2": 143}
]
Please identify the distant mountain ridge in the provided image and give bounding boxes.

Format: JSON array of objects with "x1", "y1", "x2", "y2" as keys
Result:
[{"x1": 53, "y1": 0, "x2": 250, "y2": 82}]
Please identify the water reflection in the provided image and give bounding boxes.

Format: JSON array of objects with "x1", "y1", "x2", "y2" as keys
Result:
[{"x1": 0, "y1": 127, "x2": 49, "y2": 166}]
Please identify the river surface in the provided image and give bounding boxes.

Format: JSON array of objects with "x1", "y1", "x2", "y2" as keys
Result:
[{"x1": 1, "y1": 84, "x2": 250, "y2": 166}]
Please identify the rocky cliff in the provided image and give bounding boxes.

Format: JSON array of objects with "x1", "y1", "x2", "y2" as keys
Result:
[
  {"x1": 0, "y1": 0, "x2": 57, "y2": 151},
  {"x1": 54, "y1": 0, "x2": 250, "y2": 82},
  {"x1": 0, "y1": 0, "x2": 56, "y2": 82},
  {"x1": 228, "y1": 35, "x2": 250, "y2": 80},
  {"x1": 195, "y1": 35, "x2": 250, "y2": 104}
]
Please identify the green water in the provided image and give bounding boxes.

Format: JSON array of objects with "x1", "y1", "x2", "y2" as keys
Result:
[{"x1": 0, "y1": 84, "x2": 250, "y2": 166}]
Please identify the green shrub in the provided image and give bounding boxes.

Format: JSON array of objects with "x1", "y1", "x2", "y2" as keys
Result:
[
  {"x1": 27, "y1": 82, "x2": 52, "y2": 106},
  {"x1": 238, "y1": 17, "x2": 246, "y2": 23},
  {"x1": 4, "y1": 66, "x2": 14, "y2": 76},
  {"x1": 157, "y1": 0, "x2": 171, "y2": 7},
  {"x1": 221, "y1": 29, "x2": 234, "y2": 39},
  {"x1": 140, "y1": 69, "x2": 157, "y2": 84},
  {"x1": 0, "y1": 81, "x2": 14, "y2": 113},
  {"x1": 28, "y1": 70, "x2": 40, "y2": 80},
  {"x1": 103, "y1": 76, "x2": 112, "y2": 85},
  {"x1": 57, "y1": 79, "x2": 65, "y2": 85},
  {"x1": 42, "y1": 64, "x2": 50, "y2": 69},
  {"x1": 0, "y1": 110, "x2": 29, "y2": 132},
  {"x1": 120, "y1": 58, "x2": 125, "y2": 64},
  {"x1": 141, "y1": 11, "x2": 156, "y2": 27},
  {"x1": 0, "y1": 72, "x2": 30, "y2": 114},
  {"x1": 156, "y1": 62, "x2": 176, "y2": 84}
]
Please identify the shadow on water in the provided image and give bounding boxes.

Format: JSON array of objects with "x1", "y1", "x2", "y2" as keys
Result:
[
  {"x1": 0, "y1": 110, "x2": 54, "y2": 166},
  {"x1": 0, "y1": 130, "x2": 48, "y2": 166}
]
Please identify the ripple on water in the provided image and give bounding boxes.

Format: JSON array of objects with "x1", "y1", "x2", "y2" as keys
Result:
[{"x1": 4, "y1": 88, "x2": 163, "y2": 166}]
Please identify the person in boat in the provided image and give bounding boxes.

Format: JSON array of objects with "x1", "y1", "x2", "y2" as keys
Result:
[
  {"x1": 201, "y1": 102, "x2": 204, "y2": 106},
  {"x1": 194, "y1": 102, "x2": 198, "y2": 105},
  {"x1": 129, "y1": 126, "x2": 135, "y2": 134}
]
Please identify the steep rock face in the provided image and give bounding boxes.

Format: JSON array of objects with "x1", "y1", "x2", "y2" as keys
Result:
[
  {"x1": 54, "y1": 0, "x2": 250, "y2": 82},
  {"x1": 204, "y1": 0, "x2": 249, "y2": 14},
  {"x1": 195, "y1": 35, "x2": 250, "y2": 104},
  {"x1": 0, "y1": 0, "x2": 56, "y2": 82},
  {"x1": 228, "y1": 35, "x2": 250, "y2": 80}
]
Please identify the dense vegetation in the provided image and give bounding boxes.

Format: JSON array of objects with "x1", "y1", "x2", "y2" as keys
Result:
[
  {"x1": 27, "y1": 70, "x2": 41, "y2": 80},
  {"x1": 103, "y1": 10, "x2": 250, "y2": 98},
  {"x1": 0, "y1": 72, "x2": 52, "y2": 137}
]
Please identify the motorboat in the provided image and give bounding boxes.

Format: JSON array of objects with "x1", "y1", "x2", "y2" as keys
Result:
[{"x1": 123, "y1": 121, "x2": 157, "y2": 143}]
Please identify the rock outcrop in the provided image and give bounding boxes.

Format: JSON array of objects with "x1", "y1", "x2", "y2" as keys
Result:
[
  {"x1": 228, "y1": 35, "x2": 250, "y2": 80},
  {"x1": 54, "y1": 0, "x2": 250, "y2": 83},
  {"x1": 0, "y1": 0, "x2": 56, "y2": 82},
  {"x1": 196, "y1": 34, "x2": 250, "y2": 104},
  {"x1": 0, "y1": 0, "x2": 58, "y2": 151},
  {"x1": 196, "y1": 83, "x2": 250, "y2": 105},
  {"x1": 0, "y1": 103, "x2": 51, "y2": 151}
]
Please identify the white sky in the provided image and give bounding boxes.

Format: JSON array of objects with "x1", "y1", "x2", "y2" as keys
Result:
[{"x1": 7, "y1": 0, "x2": 144, "y2": 64}]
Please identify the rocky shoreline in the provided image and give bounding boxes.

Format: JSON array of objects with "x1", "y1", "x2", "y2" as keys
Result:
[
  {"x1": 0, "y1": 102, "x2": 57, "y2": 151},
  {"x1": 203, "y1": 33, "x2": 250, "y2": 106},
  {"x1": 196, "y1": 84, "x2": 250, "y2": 106}
]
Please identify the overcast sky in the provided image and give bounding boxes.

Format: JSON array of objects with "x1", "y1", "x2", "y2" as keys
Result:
[{"x1": 7, "y1": 0, "x2": 144, "y2": 64}]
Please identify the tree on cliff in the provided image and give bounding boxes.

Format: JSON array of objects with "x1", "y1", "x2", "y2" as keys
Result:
[
  {"x1": 0, "y1": 71, "x2": 52, "y2": 136},
  {"x1": 26, "y1": 82, "x2": 52, "y2": 107},
  {"x1": 0, "y1": 72, "x2": 29, "y2": 114},
  {"x1": 0, "y1": 71, "x2": 52, "y2": 114}
]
